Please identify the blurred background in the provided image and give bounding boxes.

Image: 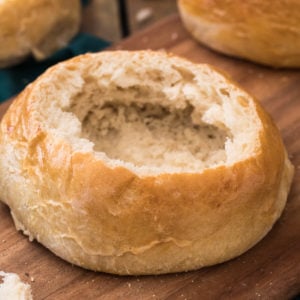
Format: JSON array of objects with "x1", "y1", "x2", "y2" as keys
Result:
[
  {"x1": 0, "y1": 0, "x2": 179, "y2": 102},
  {"x1": 81, "y1": 0, "x2": 178, "y2": 42}
]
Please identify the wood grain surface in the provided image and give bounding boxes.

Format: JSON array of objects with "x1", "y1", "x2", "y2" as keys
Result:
[{"x1": 1, "y1": 15, "x2": 300, "y2": 300}]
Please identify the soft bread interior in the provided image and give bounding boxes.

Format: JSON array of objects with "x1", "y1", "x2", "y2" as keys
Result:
[
  {"x1": 74, "y1": 102, "x2": 229, "y2": 171},
  {"x1": 36, "y1": 51, "x2": 260, "y2": 174}
]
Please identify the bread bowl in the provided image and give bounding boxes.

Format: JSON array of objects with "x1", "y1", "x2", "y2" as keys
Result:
[
  {"x1": 0, "y1": 51, "x2": 294, "y2": 275},
  {"x1": 0, "y1": 0, "x2": 81, "y2": 68},
  {"x1": 178, "y1": 0, "x2": 300, "y2": 68}
]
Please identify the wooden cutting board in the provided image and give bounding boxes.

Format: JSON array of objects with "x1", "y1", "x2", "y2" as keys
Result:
[{"x1": 1, "y1": 15, "x2": 300, "y2": 300}]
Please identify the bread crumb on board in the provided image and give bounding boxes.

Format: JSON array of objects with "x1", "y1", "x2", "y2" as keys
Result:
[{"x1": 0, "y1": 271, "x2": 33, "y2": 300}]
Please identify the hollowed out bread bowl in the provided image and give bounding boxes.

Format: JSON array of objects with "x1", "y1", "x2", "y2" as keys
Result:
[
  {"x1": 0, "y1": 0, "x2": 81, "y2": 68},
  {"x1": 178, "y1": 0, "x2": 300, "y2": 68},
  {"x1": 0, "y1": 51, "x2": 294, "y2": 275}
]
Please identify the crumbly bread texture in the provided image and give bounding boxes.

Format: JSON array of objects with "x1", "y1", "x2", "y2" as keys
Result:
[
  {"x1": 0, "y1": 0, "x2": 81, "y2": 68},
  {"x1": 178, "y1": 0, "x2": 300, "y2": 68},
  {"x1": 0, "y1": 271, "x2": 32, "y2": 300},
  {"x1": 0, "y1": 51, "x2": 294, "y2": 275}
]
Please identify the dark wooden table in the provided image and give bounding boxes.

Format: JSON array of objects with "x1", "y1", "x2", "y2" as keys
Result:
[{"x1": 0, "y1": 15, "x2": 300, "y2": 299}]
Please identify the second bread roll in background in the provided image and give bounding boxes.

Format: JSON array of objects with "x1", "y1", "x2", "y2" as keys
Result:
[
  {"x1": 178, "y1": 0, "x2": 300, "y2": 68},
  {"x1": 0, "y1": 0, "x2": 81, "y2": 68}
]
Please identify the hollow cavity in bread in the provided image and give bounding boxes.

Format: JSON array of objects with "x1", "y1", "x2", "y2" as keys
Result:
[
  {"x1": 37, "y1": 51, "x2": 258, "y2": 175},
  {"x1": 73, "y1": 101, "x2": 228, "y2": 171}
]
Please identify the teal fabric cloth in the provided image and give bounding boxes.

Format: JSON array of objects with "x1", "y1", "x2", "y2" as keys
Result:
[{"x1": 0, "y1": 33, "x2": 110, "y2": 102}]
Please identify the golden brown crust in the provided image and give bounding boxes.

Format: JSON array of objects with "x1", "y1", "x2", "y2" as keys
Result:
[
  {"x1": 0, "y1": 51, "x2": 294, "y2": 275},
  {"x1": 0, "y1": 0, "x2": 81, "y2": 68},
  {"x1": 178, "y1": 0, "x2": 300, "y2": 68}
]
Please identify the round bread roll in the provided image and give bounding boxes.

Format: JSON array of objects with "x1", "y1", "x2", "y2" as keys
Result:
[
  {"x1": 0, "y1": 0, "x2": 81, "y2": 68},
  {"x1": 0, "y1": 51, "x2": 294, "y2": 275},
  {"x1": 178, "y1": 0, "x2": 300, "y2": 68}
]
